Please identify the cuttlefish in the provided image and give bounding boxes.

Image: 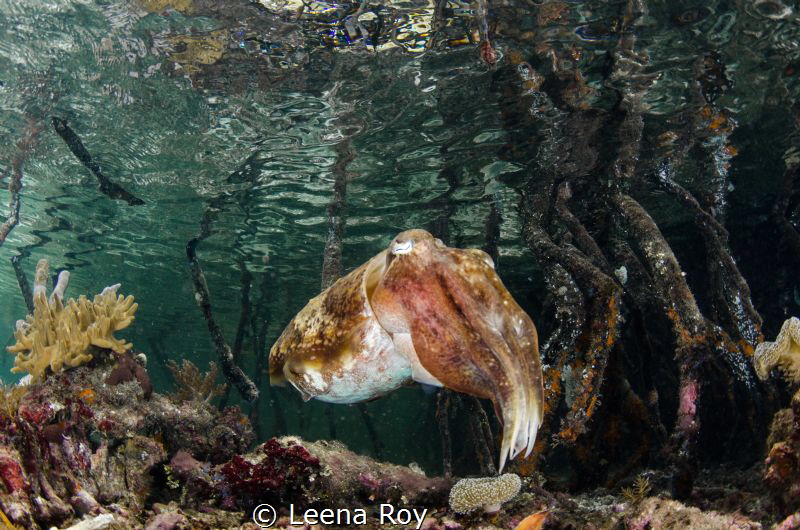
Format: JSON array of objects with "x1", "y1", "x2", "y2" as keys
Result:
[{"x1": 269, "y1": 229, "x2": 543, "y2": 471}]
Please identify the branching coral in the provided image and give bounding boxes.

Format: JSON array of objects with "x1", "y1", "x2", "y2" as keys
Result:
[
  {"x1": 6, "y1": 259, "x2": 138, "y2": 381},
  {"x1": 754, "y1": 317, "x2": 800, "y2": 381},
  {"x1": 166, "y1": 359, "x2": 226, "y2": 403},
  {"x1": 0, "y1": 383, "x2": 27, "y2": 420},
  {"x1": 621, "y1": 475, "x2": 652, "y2": 505}
]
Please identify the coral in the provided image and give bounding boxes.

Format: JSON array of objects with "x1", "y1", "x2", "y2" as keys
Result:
[
  {"x1": 144, "y1": 511, "x2": 188, "y2": 530},
  {"x1": 621, "y1": 475, "x2": 652, "y2": 505},
  {"x1": 448, "y1": 473, "x2": 522, "y2": 514},
  {"x1": 0, "y1": 347, "x2": 256, "y2": 529},
  {"x1": 60, "y1": 514, "x2": 116, "y2": 530},
  {"x1": 0, "y1": 383, "x2": 27, "y2": 420},
  {"x1": 299, "y1": 438, "x2": 452, "y2": 506},
  {"x1": 7, "y1": 259, "x2": 137, "y2": 381},
  {"x1": 168, "y1": 451, "x2": 203, "y2": 478},
  {"x1": 755, "y1": 317, "x2": 800, "y2": 381},
  {"x1": 0, "y1": 448, "x2": 27, "y2": 494},
  {"x1": 168, "y1": 436, "x2": 451, "y2": 514},
  {"x1": 166, "y1": 359, "x2": 225, "y2": 403},
  {"x1": 134, "y1": 399, "x2": 253, "y2": 465},
  {"x1": 778, "y1": 513, "x2": 800, "y2": 530}
]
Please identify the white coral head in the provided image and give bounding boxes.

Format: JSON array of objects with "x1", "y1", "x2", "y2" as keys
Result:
[{"x1": 448, "y1": 473, "x2": 522, "y2": 514}]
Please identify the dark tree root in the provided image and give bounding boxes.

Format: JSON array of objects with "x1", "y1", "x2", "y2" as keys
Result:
[
  {"x1": 658, "y1": 175, "x2": 763, "y2": 348},
  {"x1": 612, "y1": 192, "x2": 767, "y2": 495},
  {"x1": 11, "y1": 255, "x2": 34, "y2": 313},
  {"x1": 219, "y1": 261, "x2": 254, "y2": 410},
  {"x1": 436, "y1": 389, "x2": 453, "y2": 478},
  {"x1": 1, "y1": 118, "x2": 42, "y2": 249},
  {"x1": 51, "y1": 117, "x2": 144, "y2": 206},
  {"x1": 553, "y1": 181, "x2": 612, "y2": 274},
  {"x1": 520, "y1": 182, "x2": 622, "y2": 447},
  {"x1": 186, "y1": 238, "x2": 259, "y2": 403},
  {"x1": 321, "y1": 136, "x2": 354, "y2": 291},
  {"x1": 250, "y1": 271, "x2": 282, "y2": 438},
  {"x1": 185, "y1": 149, "x2": 280, "y2": 410},
  {"x1": 481, "y1": 0, "x2": 773, "y2": 493},
  {"x1": 771, "y1": 165, "x2": 800, "y2": 268},
  {"x1": 466, "y1": 396, "x2": 498, "y2": 476}
]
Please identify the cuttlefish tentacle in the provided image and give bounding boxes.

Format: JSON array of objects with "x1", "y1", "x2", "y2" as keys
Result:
[
  {"x1": 371, "y1": 229, "x2": 543, "y2": 471},
  {"x1": 442, "y1": 268, "x2": 541, "y2": 465},
  {"x1": 269, "y1": 250, "x2": 413, "y2": 403}
]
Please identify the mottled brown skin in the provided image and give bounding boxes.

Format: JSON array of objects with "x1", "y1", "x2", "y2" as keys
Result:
[
  {"x1": 270, "y1": 229, "x2": 543, "y2": 470},
  {"x1": 270, "y1": 258, "x2": 374, "y2": 384},
  {"x1": 371, "y1": 229, "x2": 544, "y2": 470},
  {"x1": 269, "y1": 252, "x2": 411, "y2": 403}
]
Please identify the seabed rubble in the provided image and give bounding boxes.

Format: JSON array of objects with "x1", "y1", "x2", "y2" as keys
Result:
[{"x1": 0, "y1": 348, "x2": 790, "y2": 529}]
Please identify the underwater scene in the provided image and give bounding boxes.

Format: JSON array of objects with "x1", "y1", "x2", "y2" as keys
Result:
[{"x1": 0, "y1": 0, "x2": 799, "y2": 528}]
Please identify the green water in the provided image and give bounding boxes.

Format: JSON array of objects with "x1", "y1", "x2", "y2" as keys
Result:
[{"x1": 0, "y1": 0, "x2": 798, "y2": 475}]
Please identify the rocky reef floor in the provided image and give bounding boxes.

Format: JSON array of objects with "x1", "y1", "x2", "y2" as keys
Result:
[{"x1": 0, "y1": 349, "x2": 790, "y2": 529}]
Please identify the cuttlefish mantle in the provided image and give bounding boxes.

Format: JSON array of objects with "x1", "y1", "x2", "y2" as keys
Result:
[
  {"x1": 269, "y1": 229, "x2": 544, "y2": 471},
  {"x1": 269, "y1": 248, "x2": 413, "y2": 403}
]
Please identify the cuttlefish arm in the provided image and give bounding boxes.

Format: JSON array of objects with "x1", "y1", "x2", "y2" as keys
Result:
[{"x1": 371, "y1": 230, "x2": 544, "y2": 471}]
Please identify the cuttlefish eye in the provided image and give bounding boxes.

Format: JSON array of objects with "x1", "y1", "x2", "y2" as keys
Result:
[{"x1": 391, "y1": 239, "x2": 414, "y2": 255}]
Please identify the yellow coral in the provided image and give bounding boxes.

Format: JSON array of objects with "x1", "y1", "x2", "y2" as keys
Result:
[
  {"x1": 6, "y1": 259, "x2": 138, "y2": 381},
  {"x1": 754, "y1": 317, "x2": 800, "y2": 381},
  {"x1": 166, "y1": 359, "x2": 226, "y2": 403},
  {"x1": 0, "y1": 383, "x2": 27, "y2": 419}
]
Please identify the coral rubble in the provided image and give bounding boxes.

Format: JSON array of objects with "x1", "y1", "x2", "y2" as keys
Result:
[
  {"x1": 6, "y1": 259, "x2": 137, "y2": 381},
  {"x1": 764, "y1": 387, "x2": 800, "y2": 517},
  {"x1": 0, "y1": 349, "x2": 252, "y2": 529},
  {"x1": 0, "y1": 345, "x2": 779, "y2": 529},
  {"x1": 625, "y1": 497, "x2": 760, "y2": 529}
]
